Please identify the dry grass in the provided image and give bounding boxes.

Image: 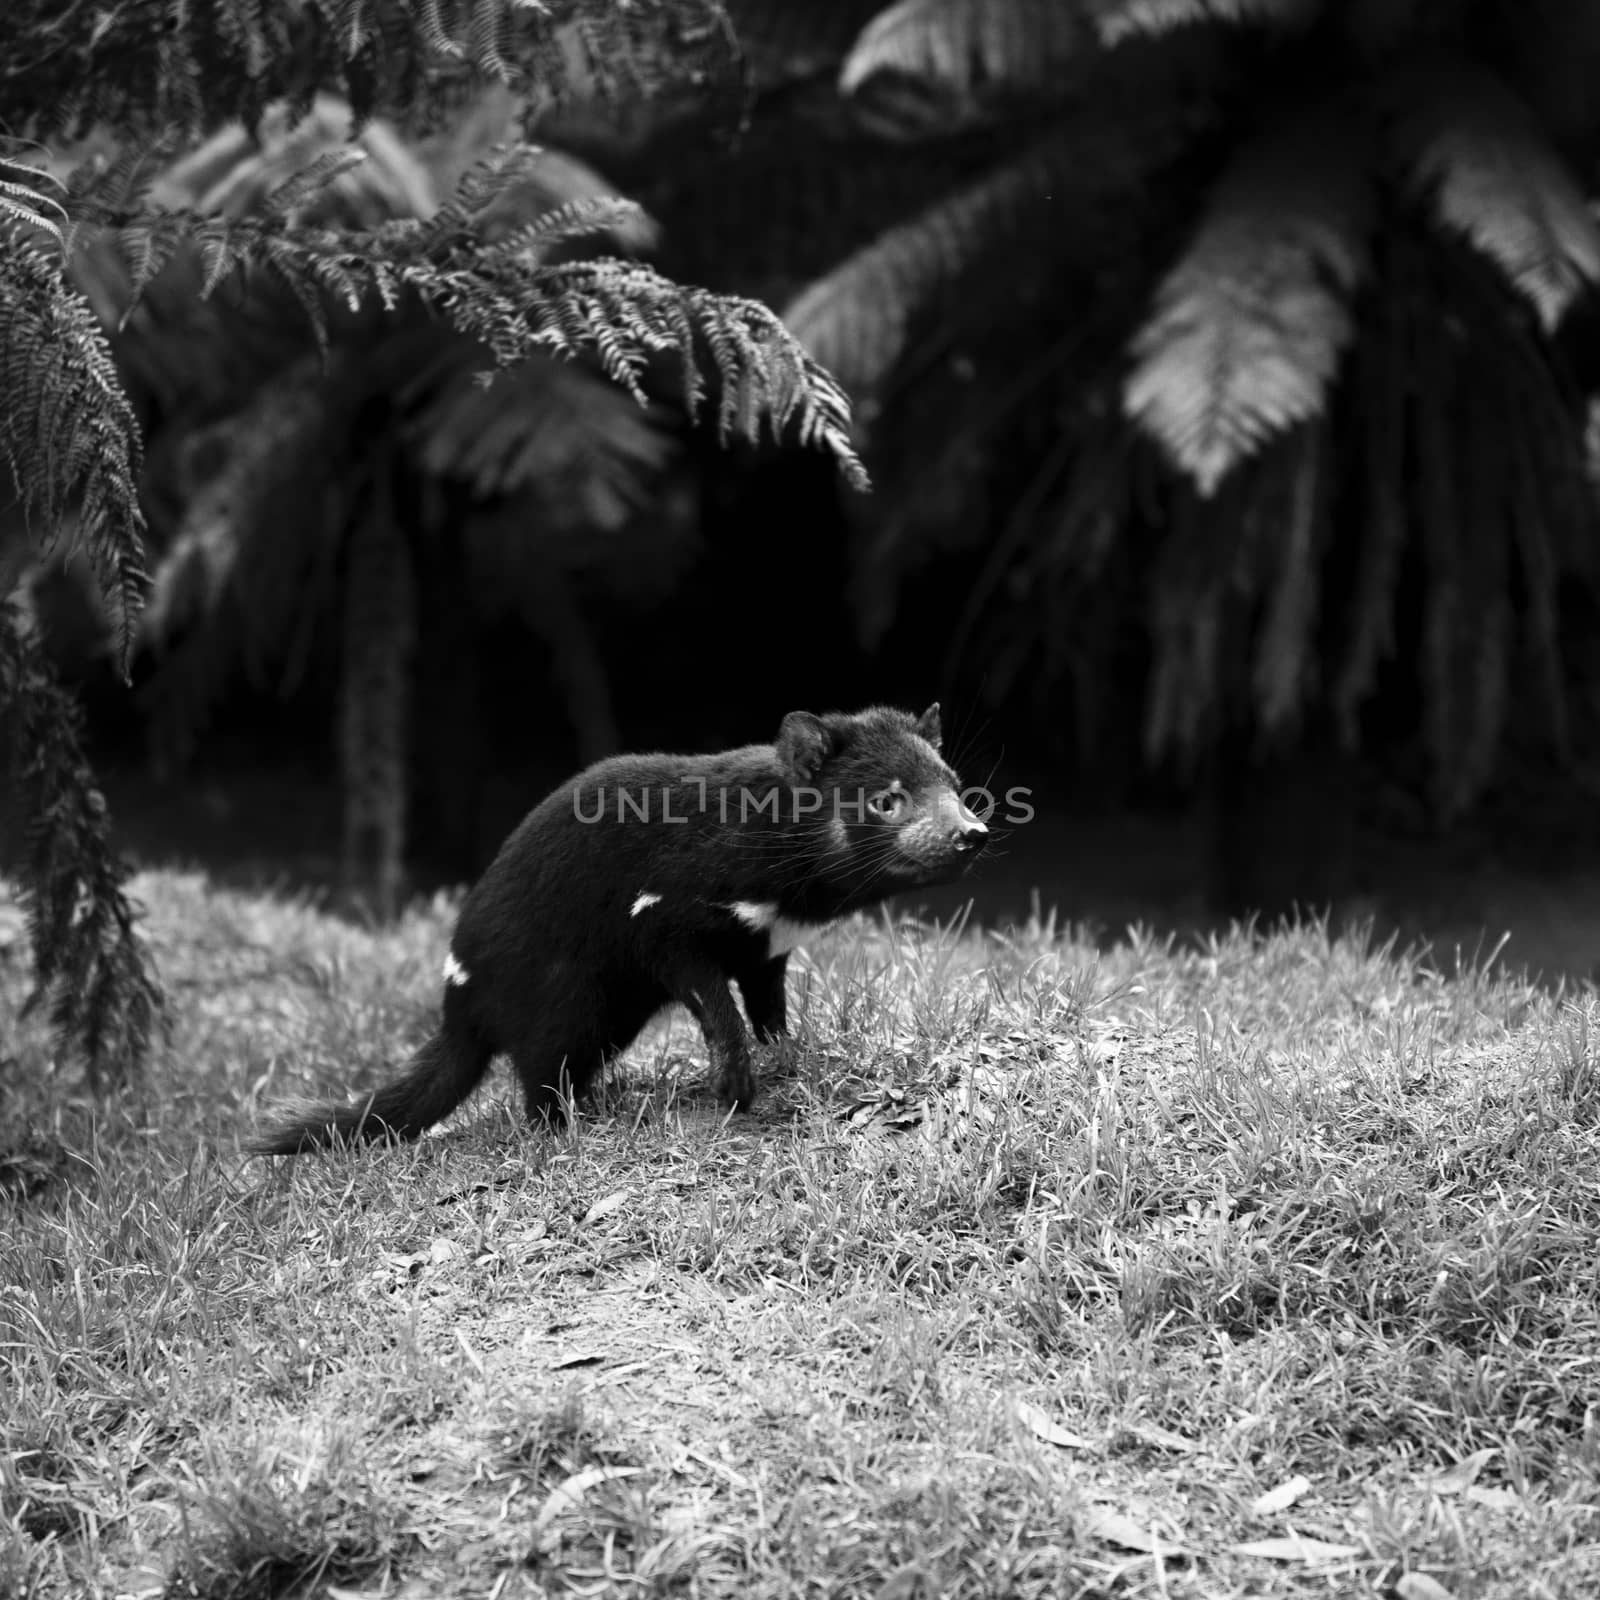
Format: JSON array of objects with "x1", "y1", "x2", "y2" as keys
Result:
[{"x1": 3, "y1": 870, "x2": 1600, "y2": 1598}]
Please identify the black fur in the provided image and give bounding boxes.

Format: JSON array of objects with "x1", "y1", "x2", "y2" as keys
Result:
[{"x1": 250, "y1": 704, "x2": 987, "y2": 1155}]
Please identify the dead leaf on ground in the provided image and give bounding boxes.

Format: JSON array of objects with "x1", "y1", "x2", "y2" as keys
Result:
[
  {"x1": 1015, "y1": 1399, "x2": 1095, "y2": 1451},
  {"x1": 580, "y1": 1189, "x2": 632, "y2": 1225},
  {"x1": 1396, "y1": 1574, "x2": 1457, "y2": 1600},
  {"x1": 1250, "y1": 1474, "x2": 1313, "y2": 1516},
  {"x1": 1232, "y1": 1535, "x2": 1363, "y2": 1564},
  {"x1": 533, "y1": 1464, "x2": 645, "y2": 1548},
  {"x1": 1083, "y1": 1507, "x2": 1190, "y2": 1555}
]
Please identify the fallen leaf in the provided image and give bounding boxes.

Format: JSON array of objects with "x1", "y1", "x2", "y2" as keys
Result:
[
  {"x1": 1083, "y1": 1508, "x2": 1188, "y2": 1555},
  {"x1": 1123, "y1": 1419, "x2": 1200, "y2": 1454},
  {"x1": 1433, "y1": 1447, "x2": 1497, "y2": 1495},
  {"x1": 1232, "y1": 1535, "x2": 1362, "y2": 1564},
  {"x1": 1396, "y1": 1574, "x2": 1457, "y2": 1600},
  {"x1": 1250, "y1": 1475, "x2": 1313, "y2": 1516},
  {"x1": 552, "y1": 1350, "x2": 607, "y2": 1370},
  {"x1": 580, "y1": 1190, "x2": 632, "y2": 1226},
  {"x1": 1015, "y1": 1400, "x2": 1095, "y2": 1451},
  {"x1": 532, "y1": 1465, "x2": 644, "y2": 1550}
]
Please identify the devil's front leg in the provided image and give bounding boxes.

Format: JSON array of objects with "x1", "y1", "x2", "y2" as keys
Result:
[
  {"x1": 736, "y1": 952, "x2": 789, "y2": 1043},
  {"x1": 660, "y1": 952, "x2": 757, "y2": 1110}
]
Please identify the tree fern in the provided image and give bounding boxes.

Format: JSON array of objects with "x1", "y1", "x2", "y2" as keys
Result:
[
  {"x1": 839, "y1": 0, "x2": 1093, "y2": 97},
  {"x1": 784, "y1": 92, "x2": 1204, "y2": 403},
  {"x1": 1090, "y1": 0, "x2": 1317, "y2": 47},
  {"x1": 1388, "y1": 62, "x2": 1600, "y2": 333},
  {"x1": 1124, "y1": 108, "x2": 1371, "y2": 496},
  {"x1": 0, "y1": 0, "x2": 744, "y2": 142},
  {"x1": 0, "y1": 0, "x2": 873, "y2": 1091},
  {"x1": 770, "y1": 0, "x2": 1600, "y2": 877}
]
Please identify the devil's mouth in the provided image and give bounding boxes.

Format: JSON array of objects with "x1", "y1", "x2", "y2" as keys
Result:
[{"x1": 890, "y1": 851, "x2": 981, "y2": 884}]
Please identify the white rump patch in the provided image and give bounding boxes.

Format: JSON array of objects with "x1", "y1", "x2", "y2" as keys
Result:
[
  {"x1": 726, "y1": 900, "x2": 778, "y2": 931},
  {"x1": 442, "y1": 952, "x2": 470, "y2": 987},
  {"x1": 631, "y1": 891, "x2": 662, "y2": 917}
]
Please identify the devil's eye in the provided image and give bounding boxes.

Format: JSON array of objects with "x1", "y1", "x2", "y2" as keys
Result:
[{"x1": 869, "y1": 788, "x2": 909, "y2": 821}]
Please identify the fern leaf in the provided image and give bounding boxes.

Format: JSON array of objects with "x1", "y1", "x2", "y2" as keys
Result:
[
  {"x1": 0, "y1": 160, "x2": 67, "y2": 244},
  {"x1": 840, "y1": 0, "x2": 1093, "y2": 97},
  {"x1": 262, "y1": 147, "x2": 373, "y2": 221},
  {"x1": 1, "y1": 605, "x2": 165, "y2": 1088},
  {"x1": 1090, "y1": 0, "x2": 1317, "y2": 47},
  {"x1": 480, "y1": 197, "x2": 660, "y2": 264},
  {"x1": 1388, "y1": 63, "x2": 1600, "y2": 332},
  {"x1": 0, "y1": 233, "x2": 147, "y2": 665},
  {"x1": 783, "y1": 131, "x2": 1101, "y2": 400},
  {"x1": 1124, "y1": 110, "x2": 1371, "y2": 496},
  {"x1": 450, "y1": 144, "x2": 661, "y2": 259},
  {"x1": 470, "y1": 0, "x2": 513, "y2": 82},
  {"x1": 417, "y1": 0, "x2": 466, "y2": 59}
]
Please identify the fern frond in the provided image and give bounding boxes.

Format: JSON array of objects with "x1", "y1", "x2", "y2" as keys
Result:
[
  {"x1": 784, "y1": 126, "x2": 1144, "y2": 400},
  {"x1": 0, "y1": 233, "x2": 146, "y2": 664},
  {"x1": 480, "y1": 196, "x2": 660, "y2": 264},
  {"x1": 401, "y1": 335, "x2": 676, "y2": 506},
  {"x1": 1387, "y1": 63, "x2": 1600, "y2": 332},
  {"x1": 160, "y1": 96, "x2": 437, "y2": 226},
  {"x1": 0, "y1": 158, "x2": 67, "y2": 244},
  {"x1": 262, "y1": 147, "x2": 374, "y2": 221},
  {"x1": 839, "y1": 0, "x2": 1093, "y2": 97},
  {"x1": 1124, "y1": 109, "x2": 1371, "y2": 496},
  {"x1": 0, "y1": 0, "x2": 741, "y2": 143},
  {"x1": 0, "y1": 604, "x2": 165, "y2": 1089},
  {"x1": 1090, "y1": 0, "x2": 1318, "y2": 47}
]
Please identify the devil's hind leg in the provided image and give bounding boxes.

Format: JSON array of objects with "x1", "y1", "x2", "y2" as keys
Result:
[{"x1": 510, "y1": 975, "x2": 664, "y2": 1126}]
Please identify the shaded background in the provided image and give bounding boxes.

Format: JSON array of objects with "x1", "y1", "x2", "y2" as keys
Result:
[{"x1": 18, "y1": 0, "x2": 1600, "y2": 981}]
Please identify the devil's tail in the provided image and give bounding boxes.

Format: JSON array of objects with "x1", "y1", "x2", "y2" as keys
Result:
[{"x1": 249, "y1": 989, "x2": 492, "y2": 1156}]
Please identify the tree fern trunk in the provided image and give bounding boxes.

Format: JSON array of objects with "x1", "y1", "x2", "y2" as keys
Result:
[
  {"x1": 520, "y1": 559, "x2": 619, "y2": 768},
  {"x1": 407, "y1": 476, "x2": 484, "y2": 880},
  {"x1": 338, "y1": 459, "x2": 415, "y2": 921},
  {"x1": 1208, "y1": 719, "x2": 1358, "y2": 924}
]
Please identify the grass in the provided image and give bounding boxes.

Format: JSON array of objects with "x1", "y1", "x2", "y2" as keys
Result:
[{"x1": 3, "y1": 869, "x2": 1600, "y2": 1598}]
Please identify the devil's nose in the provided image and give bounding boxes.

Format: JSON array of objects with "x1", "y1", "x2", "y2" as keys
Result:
[{"x1": 954, "y1": 812, "x2": 989, "y2": 852}]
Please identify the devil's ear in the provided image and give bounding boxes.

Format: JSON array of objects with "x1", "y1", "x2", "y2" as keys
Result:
[
  {"x1": 916, "y1": 702, "x2": 942, "y2": 751},
  {"x1": 777, "y1": 711, "x2": 833, "y2": 784}
]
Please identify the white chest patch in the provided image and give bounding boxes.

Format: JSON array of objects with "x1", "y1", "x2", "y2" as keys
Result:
[
  {"x1": 631, "y1": 891, "x2": 662, "y2": 917},
  {"x1": 727, "y1": 900, "x2": 778, "y2": 931},
  {"x1": 725, "y1": 900, "x2": 819, "y2": 957},
  {"x1": 442, "y1": 952, "x2": 470, "y2": 987}
]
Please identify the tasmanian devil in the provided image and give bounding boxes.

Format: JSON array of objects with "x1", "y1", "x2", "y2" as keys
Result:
[{"x1": 250, "y1": 703, "x2": 988, "y2": 1155}]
